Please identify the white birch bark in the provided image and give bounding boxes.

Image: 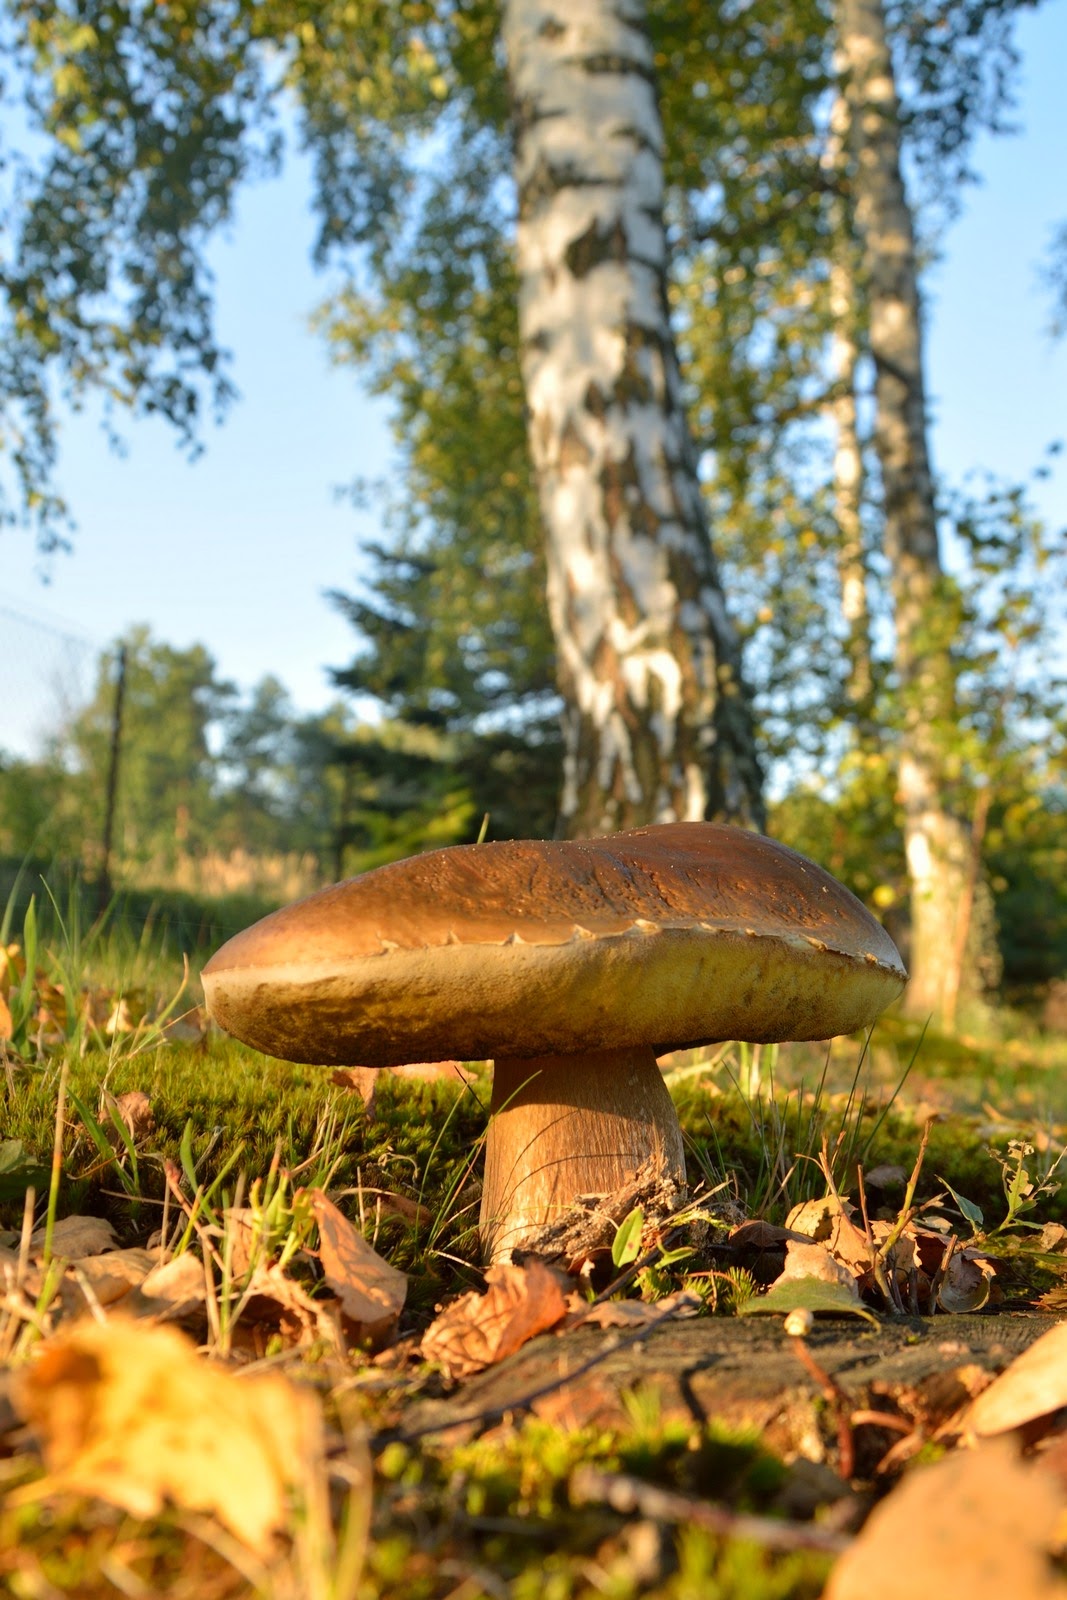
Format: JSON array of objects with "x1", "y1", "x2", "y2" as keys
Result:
[
  {"x1": 836, "y1": 0, "x2": 998, "y2": 1017},
  {"x1": 501, "y1": 0, "x2": 763, "y2": 837},
  {"x1": 826, "y1": 90, "x2": 873, "y2": 714}
]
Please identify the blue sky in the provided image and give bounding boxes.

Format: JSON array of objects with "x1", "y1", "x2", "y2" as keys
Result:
[{"x1": 3, "y1": 5, "x2": 1065, "y2": 757}]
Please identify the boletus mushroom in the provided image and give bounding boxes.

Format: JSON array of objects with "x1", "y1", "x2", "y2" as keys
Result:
[{"x1": 202, "y1": 822, "x2": 906, "y2": 1261}]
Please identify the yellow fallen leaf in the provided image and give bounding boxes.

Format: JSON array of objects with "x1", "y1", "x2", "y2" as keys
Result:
[
  {"x1": 824, "y1": 1437, "x2": 1067, "y2": 1600},
  {"x1": 309, "y1": 1190, "x2": 407, "y2": 1345},
  {"x1": 963, "y1": 1321, "x2": 1067, "y2": 1439},
  {"x1": 420, "y1": 1261, "x2": 569, "y2": 1379},
  {"x1": 14, "y1": 1317, "x2": 328, "y2": 1556}
]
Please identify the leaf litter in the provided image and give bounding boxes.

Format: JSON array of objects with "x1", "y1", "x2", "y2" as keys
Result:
[{"x1": 3, "y1": 1051, "x2": 1067, "y2": 1597}]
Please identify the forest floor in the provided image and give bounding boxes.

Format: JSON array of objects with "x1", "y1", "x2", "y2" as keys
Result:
[{"x1": 2, "y1": 918, "x2": 1067, "y2": 1599}]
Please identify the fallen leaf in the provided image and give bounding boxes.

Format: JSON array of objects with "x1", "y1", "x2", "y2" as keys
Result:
[
  {"x1": 330, "y1": 1061, "x2": 476, "y2": 1120},
  {"x1": 785, "y1": 1197, "x2": 843, "y2": 1241},
  {"x1": 329, "y1": 1067, "x2": 379, "y2": 1112},
  {"x1": 778, "y1": 1239, "x2": 863, "y2": 1290},
  {"x1": 421, "y1": 1261, "x2": 569, "y2": 1379},
  {"x1": 746, "y1": 1242, "x2": 879, "y2": 1324},
  {"x1": 105, "y1": 1090, "x2": 154, "y2": 1144},
  {"x1": 936, "y1": 1250, "x2": 996, "y2": 1314},
  {"x1": 241, "y1": 1261, "x2": 343, "y2": 1350},
  {"x1": 309, "y1": 1190, "x2": 407, "y2": 1345},
  {"x1": 564, "y1": 1290, "x2": 701, "y2": 1330},
  {"x1": 136, "y1": 1251, "x2": 208, "y2": 1320},
  {"x1": 823, "y1": 1437, "x2": 1067, "y2": 1600},
  {"x1": 105, "y1": 998, "x2": 134, "y2": 1036},
  {"x1": 61, "y1": 1248, "x2": 158, "y2": 1314},
  {"x1": 31, "y1": 1216, "x2": 117, "y2": 1261},
  {"x1": 13, "y1": 1317, "x2": 329, "y2": 1556},
  {"x1": 863, "y1": 1164, "x2": 907, "y2": 1190},
  {"x1": 787, "y1": 1196, "x2": 874, "y2": 1278},
  {"x1": 962, "y1": 1322, "x2": 1067, "y2": 1440},
  {"x1": 728, "y1": 1220, "x2": 796, "y2": 1251}
]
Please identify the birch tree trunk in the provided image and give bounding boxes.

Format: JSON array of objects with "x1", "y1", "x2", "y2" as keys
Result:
[
  {"x1": 836, "y1": 0, "x2": 998, "y2": 1018},
  {"x1": 501, "y1": 0, "x2": 764, "y2": 838},
  {"x1": 826, "y1": 92, "x2": 874, "y2": 717}
]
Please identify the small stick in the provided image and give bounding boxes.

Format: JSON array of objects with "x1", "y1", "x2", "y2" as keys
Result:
[
  {"x1": 790, "y1": 1335, "x2": 855, "y2": 1481},
  {"x1": 569, "y1": 1466, "x2": 851, "y2": 1555},
  {"x1": 928, "y1": 1231, "x2": 959, "y2": 1312},
  {"x1": 850, "y1": 1409, "x2": 912, "y2": 1434}
]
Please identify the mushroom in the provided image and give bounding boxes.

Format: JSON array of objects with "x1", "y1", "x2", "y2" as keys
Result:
[{"x1": 201, "y1": 822, "x2": 906, "y2": 1261}]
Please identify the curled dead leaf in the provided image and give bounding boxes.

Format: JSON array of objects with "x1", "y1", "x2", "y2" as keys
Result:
[
  {"x1": 421, "y1": 1261, "x2": 569, "y2": 1379},
  {"x1": 936, "y1": 1250, "x2": 996, "y2": 1314},
  {"x1": 309, "y1": 1190, "x2": 407, "y2": 1346}
]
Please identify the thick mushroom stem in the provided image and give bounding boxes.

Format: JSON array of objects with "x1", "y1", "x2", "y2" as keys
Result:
[{"x1": 480, "y1": 1045, "x2": 687, "y2": 1264}]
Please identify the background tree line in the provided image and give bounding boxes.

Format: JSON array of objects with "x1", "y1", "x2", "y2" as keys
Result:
[{"x1": 0, "y1": 0, "x2": 1064, "y2": 1026}]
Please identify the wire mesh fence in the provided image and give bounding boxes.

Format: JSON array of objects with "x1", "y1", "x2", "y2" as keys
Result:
[{"x1": 0, "y1": 603, "x2": 101, "y2": 761}]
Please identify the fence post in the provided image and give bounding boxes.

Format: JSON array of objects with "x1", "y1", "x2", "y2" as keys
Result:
[{"x1": 96, "y1": 643, "x2": 128, "y2": 917}]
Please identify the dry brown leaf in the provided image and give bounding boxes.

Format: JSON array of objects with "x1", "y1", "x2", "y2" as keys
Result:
[
  {"x1": 775, "y1": 1240, "x2": 862, "y2": 1297},
  {"x1": 329, "y1": 1067, "x2": 379, "y2": 1110},
  {"x1": 215, "y1": 1206, "x2": 262, "y2": 1279},
  {"x1": 137, "y1": 1252, "x2": 208, "y2": 1319},
  {"x1": 962, "y1": 1321, "x2": 1067, "y2": 1439},
  {"x1": 785, "y1": 1197, "x2": 842, "y2": 1240},
  {"x1": 421, "y1": 1261, "x2": 569, "y2": 1379},
  {"x1": 13, "y1": 1317, "x2": 329, "y2": 1556},
  {"x1": 309, "y1": 1190, "x2": 407, "y2": 1345},
  {"x1": 787, "y1": 1195, "x2": 874, "y2": 1278},
  {"x1": 864, "y1": 1164, "x2": 907, "y2": 1189},
  {"x1": 61, "y1": 1247, "x2": 158, "y2": 1314},
  {"x1": 241, "y1": 1261, "x2": 343, "y2": 1350},
  {"x1": 31, "y1": 1216, "x2": 117, "y2": 1261},
  {"x1": 106, "y1": 1090, "x2": 154, "y2": 1144},
  {"x1": 563, "y1": 1290, "x2": 701, "y2": 1330},
  {"x1": 823, "y1": 1437, "x2": 1067, "y2": 1600},
  {"x1": 728, "y1": 1220, "x2": 797, "y2": 1251},
  {"x1": 936, "y1": 1250, "x2": 996, "y2": 1314}
]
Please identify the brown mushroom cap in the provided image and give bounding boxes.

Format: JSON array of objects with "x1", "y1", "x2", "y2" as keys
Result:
[{"x1": 202, "y1": 822, "x2": 906, "y2": 1064}]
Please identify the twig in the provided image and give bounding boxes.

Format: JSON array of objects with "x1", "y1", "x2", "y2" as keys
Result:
[
  {"x1": 928, "y1": 1230, "x2": 959, "y2": 1312},
  {"x1": 790, "y1": 1335, "x2": 855, "y2": 1481},
  {"x1": 569, "y1": 1466, "x2": 851, "y2": 1555}
]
